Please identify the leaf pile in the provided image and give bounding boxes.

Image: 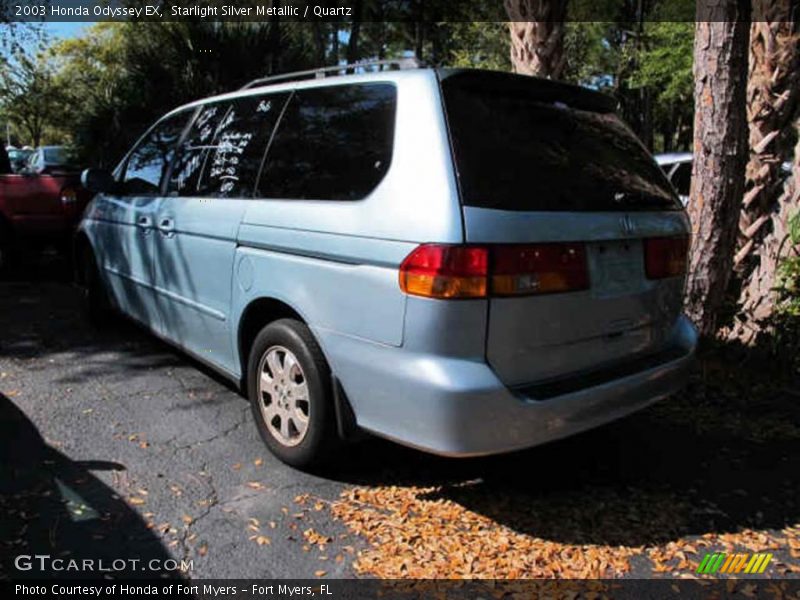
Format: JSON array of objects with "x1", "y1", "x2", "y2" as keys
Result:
[{"x1": 331, "y1": 484, "x2": 645, "y2": 578}]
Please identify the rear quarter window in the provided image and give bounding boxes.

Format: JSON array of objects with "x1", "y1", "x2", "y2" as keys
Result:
[{"x1": 257, "y1": 83, "x2": 397, "y2": 201}]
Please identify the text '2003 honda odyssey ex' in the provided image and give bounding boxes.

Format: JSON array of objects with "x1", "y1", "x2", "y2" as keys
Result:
[{"x1": 76, "y1": 63, "x2": 698, "y2": 469}]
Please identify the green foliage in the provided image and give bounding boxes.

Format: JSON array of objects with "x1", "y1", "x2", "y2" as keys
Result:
[
  {"x1": 790, "y1": 210, "x2": 800, "y2": 247},
  {"x1": 767, "y1": 211, "x2": 800, "y2": 360},
  {"x1": 0, "y1": 46, "x2": 67, "y2": 146},
  {"x1": 776, "y1": 211, "x2": 800, "y2": 315},
  {"x1": 2, "y1": 14, "x2": 698, "y2": 162},
  {"x1": 448, "y1": 22, "x2": 509, "y2": 71},
  {"x1": 630, "y1": 22, "x2": 693, "y2": 106},
  {"x1": 50, "y1": 21, "x2": 316, "y2": 166}
]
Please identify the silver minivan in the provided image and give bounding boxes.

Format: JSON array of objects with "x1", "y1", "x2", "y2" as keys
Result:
[{"x1": 77, "y1": 63, "x2": 697, "y2": 468}]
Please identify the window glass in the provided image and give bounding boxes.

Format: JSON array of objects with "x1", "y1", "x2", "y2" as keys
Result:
[
  {"x1": 122, "y1": 112, "x2": 189, "y2": 195},
  {"x1": 258, "y1": 83, "x2": 396, "y2": 201},
  {"x1": 168, "y1": 93, "x2": 288, "y2": 198},
  {"x1": 197, "y1": 93, "x2": 289, "y2": 198},
  {"x1": 168, "y1": 103, "x2": 230, "y2": 196},
  {"x1": 671, "y1": 163, "x2": 692, "y2": 197},
  {"x1": 441, "y1": 72, "x2": 680, "y2": 212}
]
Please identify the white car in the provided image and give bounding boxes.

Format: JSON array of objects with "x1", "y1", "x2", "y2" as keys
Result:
[
  {"x1": 655, "y1": 153, "x2": 692, "y2": 206},
  {"x1": 656, "y1": 153, "x2": 792, "y2": 207}
]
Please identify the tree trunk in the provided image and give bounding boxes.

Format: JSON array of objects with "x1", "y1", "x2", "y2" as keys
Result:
[
  {"x1": 345, "y1": 0, "x2": 363, "y2": 65},
  {"x1": 504, "y1": 0, "x2": 567, "y2": 79},
  {"x1": 733, "y1": 119, "x2": 800, "y2": 342},
  {"x1": 685, "y1": 10, "x2": 751, "y2": 337},
  {"x1": 312, "y1": 22, "x2": 327, "y2": 66},
  {"x1": 267, "y1": 0, "x2": 282, "y2": 75},
  {"x1": 729, "y1": 2, "x2": 800, "y2": 341}
]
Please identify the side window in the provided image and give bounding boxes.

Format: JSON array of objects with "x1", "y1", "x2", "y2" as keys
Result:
[
  {"x1": 197, "y1": 93, "x2": 289, "y2": 198},
  {"x1": 168, "y1": 93, "x2": 288, "y2": 198},
  {"x1": 122, "y1": 112, "x2": 189, "y2": 196},
  {"x1": 257, "y1": 83, "x2": 397, "y2": 201},
  {"x1": 168, "y1": 103, "x2": 230, "y2": 196}
]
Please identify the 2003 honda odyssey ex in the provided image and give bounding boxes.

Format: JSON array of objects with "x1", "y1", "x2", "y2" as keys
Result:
[{"x1": 76, "y1": 63, "x2": 698, "y2": 468}]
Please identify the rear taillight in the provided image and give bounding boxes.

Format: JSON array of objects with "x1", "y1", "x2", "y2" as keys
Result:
[
  {"x1": 644, "y1": 236, "x2": 689, "y2": 279},
  {"x1": 60, "y1": 187, "x2": 78, "y2": 207},
  {"x1": 399, "y1": 244, "x2": 488, "y2": 299},
  {"x1": 399, "y1": 242, "x2": 589, "y2": 299},
  {"x1": 492, "y1": 243, "x2": 589, "y2": 296}
]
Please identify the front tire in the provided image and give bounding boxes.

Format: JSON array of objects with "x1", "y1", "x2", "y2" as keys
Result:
[
  {"x1": 0, "y1": 224, "x2": 14, "y2": 276},
  {"x1": 81, "y1": 247, "x2": 114, "y2": 326},
  {"x1": 247, "y1": 319, "x2": 338, "y2": 469}
]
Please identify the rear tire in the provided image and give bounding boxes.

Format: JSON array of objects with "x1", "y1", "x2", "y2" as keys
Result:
[{"x1": 247, "y1": 319, "x2": 339, "y2": 469}]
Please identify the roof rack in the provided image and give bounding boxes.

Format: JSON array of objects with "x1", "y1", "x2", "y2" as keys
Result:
[{"x1": 240, "y1": 58, "x2": 424, "y2": 90}]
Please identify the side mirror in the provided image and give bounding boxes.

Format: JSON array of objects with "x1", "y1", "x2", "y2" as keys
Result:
[{"x1": 82, "y1": 168, "x2": 115, "y2": 194}]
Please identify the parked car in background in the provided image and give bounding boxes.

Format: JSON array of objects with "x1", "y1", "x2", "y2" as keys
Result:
[
  {"x1": 24, "y1": 146, "x2": 80, "y2": 175},
  {"x1": 76, "y1": 64, "x2": 697, "y2": 469},
  {"x1": 656, "y1": 153, "x2": 793, "y2": 207},
  {"x1": 655, "y1": 152, "x2": 692, "y2": 206},
  {"x1": 0, "y1": 145, "x2": 91, "y2": 273},
  {"x1": 6, "y1": 147, "x2": 33, "y2": 173}
]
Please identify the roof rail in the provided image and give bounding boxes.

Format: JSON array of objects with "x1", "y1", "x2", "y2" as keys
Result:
[{"x1": 240, "y1": 58, "x2": 424, "y2": 90}]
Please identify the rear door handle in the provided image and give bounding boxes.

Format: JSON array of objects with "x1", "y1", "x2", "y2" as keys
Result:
[
  {"x1": 158, "y1": 216, "x2": 175, "y2": 237},
  {"x1": 136, "y1": 215, "x2": 152, "y2": 229}
]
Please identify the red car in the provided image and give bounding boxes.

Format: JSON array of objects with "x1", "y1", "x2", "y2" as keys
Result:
[{"x1": 0, "y1": 145, "x2": 91, "y2": 272}]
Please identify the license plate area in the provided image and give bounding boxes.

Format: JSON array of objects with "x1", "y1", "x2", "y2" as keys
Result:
[{"x1": 588, "y1": 240, "x2": 646, "y2": 298}]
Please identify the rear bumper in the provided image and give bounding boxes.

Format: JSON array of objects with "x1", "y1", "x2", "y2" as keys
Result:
[{"x1": 316, "y1": 315, "x2": 698, "y2": 457}]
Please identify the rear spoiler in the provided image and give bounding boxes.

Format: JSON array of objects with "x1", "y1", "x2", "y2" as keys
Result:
[{"x1": 437, "y1": 68, "x2": 618, "y2": 114}]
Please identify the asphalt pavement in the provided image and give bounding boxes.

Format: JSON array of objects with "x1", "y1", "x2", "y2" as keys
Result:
[{"x1": 1, "y1": 253, "x2": 798, "y2": 585}]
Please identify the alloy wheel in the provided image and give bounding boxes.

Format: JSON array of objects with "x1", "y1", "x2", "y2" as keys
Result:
[{"x1": 257, "y1": 345, "x2": 310, "y2": 447}]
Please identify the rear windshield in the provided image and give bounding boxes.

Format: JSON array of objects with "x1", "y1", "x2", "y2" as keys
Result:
[
  {"x1": 441, "y1": 74, "x2": 680, "y2": 212},
  {"x1": 43, "y1": 147, "x2": 78, "y2": 168}
]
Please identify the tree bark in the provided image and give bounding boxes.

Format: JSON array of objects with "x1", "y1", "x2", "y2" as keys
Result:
[
  {"x1": 733, "y1": 119, "x2": 800, "y2": 342},
  {"x1": 729, "y1": 1, "x2": 799, "y2": 341},
  {"x1": 345, "y1": 0, "x2": 363, "y2": 65},
  {"x1": 311, "y1": 22, "x2": 327, "y2": 66},
  {"x1": 504, "y1": 0, "x2": 567, "y2": 79},
  {"x1": 685, "y1": 7, "x2": 751, "y2": 337}
]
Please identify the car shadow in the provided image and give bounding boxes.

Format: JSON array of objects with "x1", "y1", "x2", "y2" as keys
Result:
[
  {"x1": 0, "y1": 393, "x2": 186, "y2": 580},
  {"x1": 0, "y1": 253, "x2": 239, "y2": 396}
]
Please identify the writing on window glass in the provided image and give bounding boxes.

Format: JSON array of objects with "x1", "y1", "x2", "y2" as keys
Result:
[{"x1": 209, "y1": 130, "x2": 255, "y2": 194}]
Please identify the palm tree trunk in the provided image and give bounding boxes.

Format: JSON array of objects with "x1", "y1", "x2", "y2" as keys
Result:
[
  {"x1": 504, "y1": 0, "x2": 567, "y2": 79},
  {"x1": 685, "y1": 11, "x2": 751, "y2": 337},
  {"x1": 729, "y1": 2, "x2": 800, "y2": 341},
  {"x1": 734, "y1": 119, "x2": 800, "y2": 342}
]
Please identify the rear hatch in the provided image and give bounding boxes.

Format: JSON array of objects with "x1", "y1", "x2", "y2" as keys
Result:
[{"x1": 439, "y1": 70, "x2": 690, "y2": 387}]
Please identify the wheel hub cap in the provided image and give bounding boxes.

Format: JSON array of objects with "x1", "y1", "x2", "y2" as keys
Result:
[{"x1": 257, "y1": 346, "x2": 310, "y2": 447}]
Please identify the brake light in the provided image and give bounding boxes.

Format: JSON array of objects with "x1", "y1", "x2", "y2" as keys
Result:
[
  {"x1": 399, "y1": 244, "x2": 488, "y2": 299},
  {"x1": 60, "y1": 187, "x2": 78, "y2": 206},
  {"x1": 399, "y1": 243, "x2": 589, "y2": 299},
  {"x1": 493, "y1": 243, "x2": 589, "y2": 296},
  {"x1": 644, "y1": 236, "x2": 689, "y2": 279}
]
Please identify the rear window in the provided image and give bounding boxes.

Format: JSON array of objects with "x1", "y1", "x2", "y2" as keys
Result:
[
  {"x1": 257, "y1": 83, "x2": 396, "y2": 201},
  {"x1": 43, "y1": 147, "x2": 78, "y2": 168},
  {"x1": 441, "y1": 73, "x2": 680, "y2": 212}
]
